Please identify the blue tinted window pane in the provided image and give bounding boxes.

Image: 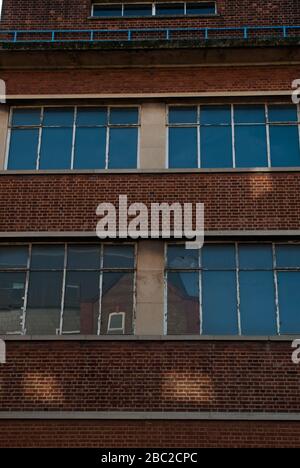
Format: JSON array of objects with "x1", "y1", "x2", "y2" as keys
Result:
[
  {"x1": 278, "y1": 272, "x2": 300, "y2": 334},
  {"x1": 202, "y1": 244, "x2": 236, "y2": 269},
  {"x1": 167, "y1": 245, "x2": 199, "y2": 269},
  {"x1": 239, "y1": 244, "x2": 273, "y2": 269},
  {"x1": 201, "y1": 126, "x2": 233, "y2": 168},
  {"x1": 268, "y1": 105, "x2": 298, "y2": 123},
  {"x1": 276, "y1": 245, "x2": 300, "y2": 268},
  {"x1": 77, "y1": 108, "x2": 107, "y2": 126},
  {"x1": 31, "y1": 245, "x2": 65, "y2": 270},
  {"x1": 201, "y1": 106, "x2": 231, "y2": 125},
  {"x1": 240, "y1": 271, "x2": 277, "y2": 335},
  {"x1": 169, "y1": 107, "x2": 197, "y2": 124},
  {"x1": 0, "y1": 272, "x2": 25, "y2": 334},
  {"x1": 39, "y1": 128, "x2": 73, "y2": 169},
  {"x1": 12, "y1": 108, "x2": 41, "y2": 126},
  {"x1": 103, "y1": 246, "x2": 135, "y2": 268},
  {"x1": 234, "y1": 105, "x2": 265, "y2": 124},
  {"x1": 186, "y1": 2, "x2": 216, "y2": 14},
  {"x1": 168, "y1": 272, "x2": 200, "y2": 334},
  {"x1": 202, "y1": 271, "x2": 238, "y2": 335},
  {"x1": 74, "y1": 128, "x2": 106, "y2": 169},
  {"x1": 235, "y1": 126, "x2": 268, "y2": 167},
  {"x1": 169, "y1": 127, "x2": 197, "y2": 168},
  {"x1": 156, "y1": 3, "x2": 184, "y2": 15},
  {"x1": 124, "y1": 5, "x2": 153, "y2": 16},
  {"x1": 67, "y1": 245, "x2": 101, "y2": 270},
  {"x1": 270, "y1": 126, "x2": 300, "y2": 167},
  {"x1": 0, "y1": 246, "x2": 28, "y2": 269},
  {"x1": 93, "y1": 5, "x2": 122, "y2": 16},
  {"x1": 8, "y1": 129, "x2": 38, "y2": 169},
  {"x1": 43, "y1": 108, "x2": 74, "y2": 126},
  {"x1": 110, "y1": 108, "x2": 138, "y2": 125},
  {"x1": 108, "y1": 128, "x2": 138, "y2": 169}
]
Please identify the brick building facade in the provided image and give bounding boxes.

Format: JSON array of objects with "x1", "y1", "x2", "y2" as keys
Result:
[{"x1": 0, "y1": 0, "x2": 300, "y2": 448}]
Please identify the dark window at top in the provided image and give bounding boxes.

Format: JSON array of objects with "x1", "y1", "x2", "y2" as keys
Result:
[
  {"x1": 93, "y1": 5, "x2": 123, "y2": 17},
  {"x1": 123, "y1": 4, "x2": 153, "y2": 16},
  {"x1": 186, "y1": 2, "x2": 215, "y2": 15},
  {"x1": 156, "y1": 3, "x2": 184, "y2": 15}
]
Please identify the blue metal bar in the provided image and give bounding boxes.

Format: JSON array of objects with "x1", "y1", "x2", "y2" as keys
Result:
[{"x1": 0, "y1": 25, "x2": 298, "y2": 44}]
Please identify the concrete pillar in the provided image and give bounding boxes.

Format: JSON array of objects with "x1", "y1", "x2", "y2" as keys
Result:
[
  {"x1": 135, "y1": 240, "x2": 165, "y2": 335},
  {"x1": 139, "y1": 103, "x2": 166, "y2": 169},
  {"x1": 0, "y1": 105, "x2": 9, "y2": 169}
]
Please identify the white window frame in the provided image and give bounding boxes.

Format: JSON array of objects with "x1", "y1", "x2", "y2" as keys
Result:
[
  {"x1": 166, "y1": 102, "x2": 300, "y2": 169},
  {"x1": 5, "y1": 105, "x2": 141, "y2": 171}
]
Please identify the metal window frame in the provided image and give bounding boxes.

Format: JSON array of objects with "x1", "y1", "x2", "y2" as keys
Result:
[
  {"x1": 91, "y1": 1, "x2": 216, "y2": 18},
  {"x1": 166, "y1": 102, "x2": 300, "y2": 170},
  {"x1": 164, "y1": 240, "x2": 300, "y2": 337},
  {"x1": 0, "y1": 241, "x2": 136, "y2": 336},
  {"x1": 5, "y1": 105, "x2": 141, "y2": 171}
]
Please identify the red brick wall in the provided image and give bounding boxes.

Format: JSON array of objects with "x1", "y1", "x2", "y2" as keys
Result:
[
  {"x1": 3, "y1": 66, "x2": 300, "y2": 95},
  {"x1": 0, "y1": 341, "x2": 299, "y2": 412},
  {"x1": 1, "y1": 420, "x2": 300, "y2": 448},
  {"x1": 1, "y1": 0, "x2": 300, "y2": 30},
  {"x1": 0, "y1": 172, "x2": 300, "y2": 232}
]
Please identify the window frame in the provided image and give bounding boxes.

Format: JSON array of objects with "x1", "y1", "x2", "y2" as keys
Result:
[
  {"x1": 91, "y1": 2, "x2": 217, "y2": 18},
  {"x1": 5, "y1": 105, "x2": 141, "y2": 171},
  {"x1": 0, "y1": 242, "x2": 137, "y2": 336},
  {"x1": 166, "y1": 102, "x2": 300, "y2": 169},
  {"x1": 164, "y1": 241, "x2": 300, "y2": 336}
]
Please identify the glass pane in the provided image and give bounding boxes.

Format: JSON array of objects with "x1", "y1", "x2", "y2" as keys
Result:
[
  {"x1": 167, "y1": 245, "x2": 199, "y2": 269},
  {"x1": 0, "y1": 246, "x2": 28, "y2": 269},
  {"x1": 74, "y1": 128, "x2": 106, "y2": 169},
  {"x1": 39, "y1": 128, "x2": 73, "y2": 169},
  {"x1": 239, "y1": 271, "x2": 277, "y2": 335},
  {"x1": 201, "y1": 126, "x2": 233, "y2": 168},
  {"x1": 63, "y1": 271, "x2": 100, "y2": 334},
  {"x1": 76, "y1": 108, "x2": 107, "y2": 126},
  {"x1": 276, "y1": 244, "x2": 300, "y2": 268},
  {"x1": 169, "y1": 107, "x2": 197, "y2": 124},
  {"x1": 269, "y1": 126, "x2": 300, "y2": 167},
  {"x1": 31, "y1": 245, "x2": 65, "y2": 270},
  {"x1": 167, "y1": 272, "x2": 199, "y2": 334},
  {"x1": 0, "y1": 272, "x2": 25, "y2": 334},
  {"x1": 239, "y1": 244, "x2": 273, "y2": 269},
  {"x1": 278, "y1": 272, "x2": 300, "y2": 334},
  {"x1": 202, "y1": 244, "x2": 236, "y2": 269},
  {"x1": 235, "y1": 125, "x2": 268, "y2": 167},
  {"x1": 124, "y1": 4, "x2": 153, "y2": 16},
  {"x1": 268, "y1": 105, "x2": 298, "y2": 123},
  {"x1": 93, "y1": 5, "x2": 122, "y2": 17},
  {"x1": 234, "y1": 105, "x2": 265, "y2": 124},
  {"x1": 186, "y1": 2, "x2": 216, "y2": 14},
  {"x1": 103, "y1": 245, "x2": 135, "y2": 269},
  {"x1": 25, "y1": 271, "x2": 63, "y2": 335},
  {"x1": 8, "y1": 129, "x2": 39, "y2": 170},
  {"x1": 67, "y1": 245, "x2": 101, "y2": 270},
  {"x1": 43, "y1": 108, "x2": 74, "y2": 126},
  {"x1": 202, "y1": 271, "x2": 238, "y2": 335},
  {"x1": 201, "y1": 106, "x2": 231, "y2": 125},
  {"x1": 12, "y1": 108, "x2": 41, "y2": 126},
  {"x1": 100, "y1": 272, "x2": 134, "y2": 335},
  {"x1": 156, "y1": 3, "x2": 184, "y2": 15},
  {"x1": 110, "y1": 108, "x2": 138, "y2": 125},
  {"x1": 108, "y1": 128, "x2": 138, "y2": 169},
  {"x1": 169, "y1": 127, "x2": 198, "y2": 168}
]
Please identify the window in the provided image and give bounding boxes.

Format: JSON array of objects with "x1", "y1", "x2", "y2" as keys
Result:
[
  {"x1": 7, "y1": 107, "x2": 139, "y2": 170},
  {"x1": 0, "y1": 244, "x2": 136, "y2": 335},
  {"x1": 166, "y1": 243, "x2": 300, "y2": 336},
  {"x1": 168, "y1": 104, "x2": 300, "y2": 168},
  {"x1": 92, "y1": 2, "x2": 216, "y2": 17}
]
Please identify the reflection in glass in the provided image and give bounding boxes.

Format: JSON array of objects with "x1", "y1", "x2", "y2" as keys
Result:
[
  {"x1": 0, "y1": 272, "x2": 25, "y2": 334},
  {"x1": 167, "y1": 271, "x2": 199, "y2": 334}
]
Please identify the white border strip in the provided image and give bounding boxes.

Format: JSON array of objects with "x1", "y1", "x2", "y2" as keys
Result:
[{"x1": 0, "y1": 411, "x2": 300, "y2": 421}]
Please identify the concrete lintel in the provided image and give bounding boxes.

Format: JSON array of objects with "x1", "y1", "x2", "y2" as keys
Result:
[
  {"x1": 0, "y1": 411, "x2": 300, "y2": 421},
  {"x1": 0, "y1": 334, "x2": 298, "y2": 342}
]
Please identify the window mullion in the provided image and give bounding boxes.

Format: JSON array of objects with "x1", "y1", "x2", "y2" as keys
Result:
[
  {"x1": 265, "y1": 103, "x2": 272, "y2": 168},
  {"x1": 59, "y1": 243, "x2": 68, "y2": 335},
  {"x1": 199, "y1": 247, "x2": 203, "y2": 335},
  {"x1": 70, "y1": 106, "x2": 77, "y2": 170},
  {"x1": 21, "y1": 243, "x2": 32, "y2": 335},
  {"x1": 106, "y1": 108, "x2": 110, "y2": 169},
  {"x1": 272, "y1": 243, "x2": 281, "y2": 335},
  {"x1": 36, "y1": 107, "x2": 44, "y2": 170},
  {"x1": 97, "y1": 244, "x2": 104, "y2": 335},
  {"x1": 235, "y1": 242, "x2": 241, "y2": 336},
  {"x1": 197, "y1": 106, "x2": 201, "y2": 168}
]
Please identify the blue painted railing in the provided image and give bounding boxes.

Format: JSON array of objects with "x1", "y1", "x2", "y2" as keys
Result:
[{"x1": 0, "y1": 25, "x2": 299, "y2": 43}]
